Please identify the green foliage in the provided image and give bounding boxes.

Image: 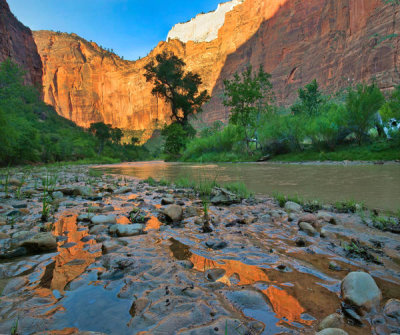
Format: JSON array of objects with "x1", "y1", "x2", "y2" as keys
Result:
[
  {"x1": 0, "y1": 60, "x2": 153, "y2": 165},
  {"x1": 224, "y1": 182, "x2": 253, "y2": 199},
  {"x1": 161, "y1": 122, "x2": 188, "y2": 159},
  {"x1": 291, "y1": 79, "x2": 324, "y2": 117},
  {"x1": 223, "y1": 65, "x2": 274, "y2": 152},
  {"x1": 334, "y1": 199, "x2": 363, "y2": 213},
  {"x1": 345, "y1": 83, "x2": 385, "y2": 145},
  {"x1": 143, "y1": 176, "x2": 158, "y2": 186},
  {"x1": 144, "y1": 51, "x2": 210, "y2": 126}
]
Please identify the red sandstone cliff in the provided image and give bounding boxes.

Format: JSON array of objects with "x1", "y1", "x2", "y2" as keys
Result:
[
  {"x1": 0, "y1": 0, "x2": 42, "y2": 86},
  {"x1": 33, "y1": 0, "x2": 399, "y2": 130}
]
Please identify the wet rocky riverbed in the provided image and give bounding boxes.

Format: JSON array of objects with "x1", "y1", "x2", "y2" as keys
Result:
[{"x1": 0, "y1": 166, "x2": 399, "y2": 335}]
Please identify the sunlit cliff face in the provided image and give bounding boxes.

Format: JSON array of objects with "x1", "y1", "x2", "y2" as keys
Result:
[{"x1": 33, "y1": 0, "x2": 398, "y2": 130}]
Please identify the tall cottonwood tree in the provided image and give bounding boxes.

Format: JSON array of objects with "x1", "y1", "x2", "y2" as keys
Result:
[{"x1": 144, "y1": 51, "x2": 210, "y2": 126}]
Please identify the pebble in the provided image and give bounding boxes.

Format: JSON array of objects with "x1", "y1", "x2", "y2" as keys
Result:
[{"x1": 298, "y1": 222, "x2": 317, "y2": 236}]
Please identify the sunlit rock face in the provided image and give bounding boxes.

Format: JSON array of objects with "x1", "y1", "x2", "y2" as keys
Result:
[
  {"x1": 167, "y1": 0, "x2": 243, "y2": 43},
  {"x1": 0, "y1": 0, "x2": 42, "y2": 86},
  {"x1": 33, "y1": 0, "x2": 399, "y2": 129}
]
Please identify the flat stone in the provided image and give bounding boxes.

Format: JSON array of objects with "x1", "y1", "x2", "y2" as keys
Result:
[
  {"x1": 0, "y1": 232, "x2": 10, "y2": 239},
  {"x1": 21, "y1": 232, "x2": 57, "y2": 252},
  {"x1": 2, "y1": 276, "x2": 28, "y2": 295},
  {"x1": 90, "y1": 215, "x2": 116, "y2": 225},
  {"x1": 318, "y1": 313, "x2": 343, "y2": 331},
  {"x1": 285, "y1": 201, "x2": 302, "y2": 212},
  {"x1": 316, "y1": 329, "x2": 348, "y2": 335},
  {"x1": 298, "y1": 222, "x2": 317, "y2": 236},
  {"x1": 109, "y1": 224, "x2": 144, "y2": 237},
  {"x1": 89, "y1": 224, "x2": 108, "y2": 235},
  {"x1": 114, "y1": 186, "x2": 132, "y2": 194},
  {"x1": 341, "y1": 272, "x2": 381, "y2": 312}
]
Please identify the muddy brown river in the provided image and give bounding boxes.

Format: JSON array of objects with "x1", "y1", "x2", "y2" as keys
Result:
[{"x1": 98, "y1": 161, "x2": 400, "y2": 213}]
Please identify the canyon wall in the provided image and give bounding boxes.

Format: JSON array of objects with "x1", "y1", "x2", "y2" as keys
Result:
[
  {"x1": 0, "y1": 0, "x2": 42, "y2": 86},
  {"x1": 33, "y1": 0, "x2": 400, "y2": 130}
]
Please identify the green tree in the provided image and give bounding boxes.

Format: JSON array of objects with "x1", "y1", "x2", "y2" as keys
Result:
[
  {"x1": 89, "y1": 122, "x2": 112, "y2": 154},
  {"x1": 380, "y1": 85, "x2": 400, "y2": 122},
  {"x1": 223, "y1": 65, "x2": 275, "y2": 153},
  {"x1": 291, "y1": 79, "x2": 324, "y2": 117},
  {"x1": 144, "y1": 51, "x2": 210, "y2": 126},
  {"x1": 111, "y1": 127, "x2": 123, "y2": 144},
  {"x1": 161, "y1": 123, "x2": 187, "y2": 159},
  {"x1": 345, "y1": 84, "x2": 385, "y2": 145}
]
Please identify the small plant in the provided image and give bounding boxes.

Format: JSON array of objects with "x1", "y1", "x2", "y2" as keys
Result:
[
  {"x1": 144, "y1": 176, "x2": 158, "y2": 186},
  {"x1": 41, "y1": 174, "x2": 52, "y2": 222},
  {"x1": 174, "y1": 177, "x2": 195, "y2": 189},
  {"x1": 16, "y1": 172, "x2": 27, "y2": 199},
  {"x1": 158, "y1": 178, "x2": 171, "y2": 186},
  {"x1": 224, "y1": 182, "x2": 252, "y2": 199},
  {"x1": 10, "y1": 317, "x2": 19, "y2": 335},
  {"x1": 2, "y1": 165, "x2": 11, "y2": 198},
  {"x1": 334, "y1": 199, "x2": 363, "y2": 213}
]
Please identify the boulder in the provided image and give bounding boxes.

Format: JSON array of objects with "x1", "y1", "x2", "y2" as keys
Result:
[
  {"x1": 109, "y1": 224, "x2": 144, "y2": 237},
  {"x1": 341, "y1": 272, "x2": 381, "y2": 312},
  {"x1": 90, "y1": 215, "x2": 116, "y2": 225},
  {"x1": 284, "y1": 201, "x2": 302, "y2": 212},
  {"x1": 163, "y1": 205, "x2": 183, "y2": 222},
  {"x1": 318, "y1": 313, "x2": 343, "y2": 331},
  {"x1": 298, "y1": 222, "x2": 316, "y2": 236},
  {"x1": 21, "y1": 232, "x2": 57, "y2": 252}
]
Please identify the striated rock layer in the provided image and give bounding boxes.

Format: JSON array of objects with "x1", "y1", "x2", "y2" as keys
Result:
[
  {"x1": 0, "y1": 0, "x2": 42, "y2": 87},
  {"x1": 33, "y1": 0, "x2": 400, "y2": 130}
]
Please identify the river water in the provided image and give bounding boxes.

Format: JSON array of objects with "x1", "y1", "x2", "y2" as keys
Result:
[{"x1": 98, "y1": 161, "x2": 400, "y2": 213}]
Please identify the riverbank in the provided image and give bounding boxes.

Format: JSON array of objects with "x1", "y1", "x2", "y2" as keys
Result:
[{"x1": 0, "y1": 165, "x2": 399, "y2": 334}]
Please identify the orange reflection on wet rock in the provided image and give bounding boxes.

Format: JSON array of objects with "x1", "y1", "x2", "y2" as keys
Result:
[
  {"x1": 144, "y1": 216, "x2": 162, "y2": 231},
  {"x1": 187, "y1": 251, "x2": 311, "y2": 326},
  {"x1": 36, "y1": 214, "x2": 101, "y2": 294}
]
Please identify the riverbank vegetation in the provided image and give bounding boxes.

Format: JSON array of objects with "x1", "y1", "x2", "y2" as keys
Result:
[
  {"x1": 177, "y1": 66, "x2": 400, "y2": 162},
  {"x1": 0, "y1": 60, "x2": 152, "y2": 166}
]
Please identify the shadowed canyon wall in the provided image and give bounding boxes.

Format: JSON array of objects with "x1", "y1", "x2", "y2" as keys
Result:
[
  {"x1": 0, "y1": 0, "x2": 42, "y2": 86},
  {"x1": 33, "y1": 0, "x2": 399, "y2": 130}
]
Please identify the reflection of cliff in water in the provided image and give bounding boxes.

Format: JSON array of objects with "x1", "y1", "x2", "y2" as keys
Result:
[{"x1": 37, "y1": 214, "x2": 101, "y2": 295}]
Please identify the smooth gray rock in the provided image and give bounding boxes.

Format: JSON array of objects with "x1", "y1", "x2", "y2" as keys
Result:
[
  {"x1": 285, "y1": 201, "x2": 302, "y2": 212},
  {"x1": 163, "y1": 205, "x2": 183, "y2": 222},
  {"x1": 109, "y1": 224, "x2": 144, "y2": 237},
  {"x1": 206, "y1": 268, "x2": 226, "y2": 281},
  {"x1": 114, "y1": 186, "x2": 132, "y2": 194},
  {"x1": 161, "y1": 197, "x2": 174, "y2": 205},
  {"x1": 90, "y1": 215, "x2": 116, "y2": 225},
  {"x1": 341, "y1": 271, "x2": 381, "y2": 311},
  {"x1": 298, "y1": 222, "x2": 316, "y2": 236},
  {"x1": 21, "y1": 232, "x2": 57, "y2": 252},
  {"x1": 316, "y1": 329, "x2": 348, "y2": 335}
]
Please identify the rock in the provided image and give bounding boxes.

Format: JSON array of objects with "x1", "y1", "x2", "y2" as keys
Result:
[
  {"x1": 78, "y1": 213, "x2": 94, "y2": 222},
  {"x1": 284, "y1": 201, "x2": 302, "y2": 212},
  {"x1": 109, "y1": 224, "x2": 144, "y2": 237},
  {"x1": 21, "y1": 232, "x2": 57, "y2": 252},
  {"x1": 101, "y1": 240, "x2": 122, "y2": 254},
  {"x1": 341, "y1": 272, "x2": 381, "y2": 312},
  {"x1": 384, "y1": 299, "x2": 400, "y2": 321},
  {"x1": 205, "y1": 240, "x2": 228, "y2": 250},
  {"x1": 89, "y1": 224, "x2": 108, "y2": 235},
  {"x1": 177, "y1": 260, "x2": 194, "y2": 269},
  {"x1": 2, "y1": 277, "x2": 28, "y2": 295},
  {"x1": 316, "y1": 329, "x2": 348, "y2": 335},
  {"x1": 184, "y1": 206, "x2": 198, "y2": 218},
  {"x1": 114, "y1": 186, "x2": 132, "y2": 194},
  {"x1": 163, "y1": 205, "x2": 183, "y2": 222},
  {"x1": 73, "y1": 186, "x2": 93, "y2": 197},
  {"x1": 299, "y1": 213, "x2": 317, "y2": 224},
  {"x1": 8, "y1": 178, "x2": 22, "y2": 186},
  {"x1": 288, "y1": 213, "x2": 297, "y2": 222},
  {"x1": 210, "y1": 187, "x2": 240, "y2": 205},
  {"x1": 298, "y1": 222, "x2": 317, "y2": 236},
  {"x1": 90, "y1": 215, "x2": 116, "y2": 225},
  {"x1": 206, "y1": 268, "x2": 226, "y2": 282},
  {"x1": 0, "y1": 232, "x2": 9, "y2": 239},
  {"x1": 318, "y1": 313, "x2": 343, "y2": 331},
  {"x1": 52, "y1": 191, "x2": 64, "y2": 200},
  {"x1": 317, "y1": 211, "x2": 337, "y2": 224},
  {"x1": 161, "y1": 197, "x2": 174, "y2": 205}
]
